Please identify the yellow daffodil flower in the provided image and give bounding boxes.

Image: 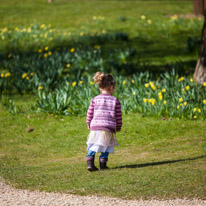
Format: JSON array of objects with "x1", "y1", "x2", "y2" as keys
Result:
[
  {"x1": 44, "y1": 53, "x2": 48, "y2": 58},
  {"x1": 179, "y1": 98, "x2": 183, "y2": 102},
  {"x1": 1, "y1": 73, "x2": 4, "y2": 78},
  {"x1": 178, "y1": 77, "x2": 184, "y2": 82},
  {"x1": 203, "y1": 82, "x2": 206, "y2": 87},
  {"x1": 22, "y1": 73, "x2": 27, "y2": 79},
  {"x1": 190, "y1": 78, "x2": 194, "y2": 83},
  {"x1": 45, "y1": 46, "x2": 49, "y2": 51},
  {"x1": 184, "y1": 102, "x2": 187, "y2": 106},
  {"x1": 203, "y1": 100, "x2": 206, "y2": 104},
  {"x1": 162, "y1": 89, "x2": 166, "y2": 92},
  {"x1": 185, "y1": 86, "x2": 190, "y2": 91},
  {"x1": 123, "y1": 81, "x2": 126, "y2": 85},
  {"x1": 193, "y1": 108, "x2": 197, "y2": 112},
  {"x1": 141, "y1": 15, "x2": 146, "y2": 20},
  {"x1": 72, "y1": 81, "x2": 77, "y2": 87},
  {"x1": 38, "y1": 86, "x2": 43, "y2": 90},
  {"x1": 133, "y1": 92, "x2": 136, "y2": 95},
  {"x1": 147, "y1": 19, "x2": 152, "y2": 24},
  {"x1": 38, "y1": 49, "x2": 43, "y2": 53},
  {"x1": 48, "y1": 51, "x2": 52, "y2": 56},
  {"x1": 30, "y1": 72, "x2": 34, "y2": 76},
  {"x1": 70, "y1": 48, "x2": 75, "y2": 53},
  {"x1": 145, "y1": 83, "x2": 149, "y2": 88},
  {"x1": 80, "y1": 81, "x2": 83, "y2": 84},
  {"x1": 132, "y1": 80, "x2": 135, "y2": 84},
  {"x1": 163, "y1": 101, "x2": 167, "y2": 104},
  {"x1": 90, "y1": 81, "x2": 94, "y2": 85},
  {"x1": 143, "y1": 98, "x2": 147, "y2": 103},
  {"x1": 5, "y1": 72, "x2": 11, "y2": 78},
  {"x1": 177, "y1": 105, "x2": 180, "y2": 109},
  {"x1": 194, "y1": 115, "x2": 197, "y2": 119}
]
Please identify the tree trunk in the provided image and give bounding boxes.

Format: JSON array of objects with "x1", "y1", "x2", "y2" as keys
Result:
[
  {"x1": 194, "y1": 0, "x2": 204, "y2": 15},
  {"x1": 193, "y1": 14, "x2": 206, "y2": 84}
]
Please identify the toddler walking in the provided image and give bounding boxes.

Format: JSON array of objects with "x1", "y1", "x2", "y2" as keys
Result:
[{"x1": 86, "y1": 72, "x2": 122, "y2": 171}]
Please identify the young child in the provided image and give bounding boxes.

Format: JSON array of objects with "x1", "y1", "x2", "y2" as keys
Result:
[{"x1": 86, "y1": 72, "x2": 122, "y2": 171}]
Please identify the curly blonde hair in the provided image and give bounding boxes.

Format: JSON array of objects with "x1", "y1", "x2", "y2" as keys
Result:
[{"x1": 93, "y1": 72, "x2": 115, "y2": 89}]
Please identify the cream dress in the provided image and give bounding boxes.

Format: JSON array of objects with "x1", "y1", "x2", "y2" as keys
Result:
[{"x1": 86, "y1": 130, "x2": 119, "y2": 153}]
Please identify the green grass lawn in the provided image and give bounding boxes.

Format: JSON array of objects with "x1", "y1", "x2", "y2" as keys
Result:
[
  {"x1": 0, "y1": 97, "x2": 206, "y2": 199},
  {"x1": 0, "y1": 0, "x2": 194, "y2": 32}
]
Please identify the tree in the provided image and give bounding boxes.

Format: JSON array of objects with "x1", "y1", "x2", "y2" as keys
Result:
[
  {"x1": 193, "y1": 0, "x2": 206, "y2": 84},
  {"x1": 193, "y1": 0, "x2": 204, "y2": 15}
]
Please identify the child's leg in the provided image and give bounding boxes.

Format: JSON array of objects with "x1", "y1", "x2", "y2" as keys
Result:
[
  {"x1": 87, "y1": 150, "x2": 96, "y2": 156},
  {"x1": 100, "y1": 152, "x2": 109, "y2": 158},
  {"x1": 99, "y1": 152, "x2": 109, "y2": 170},
  {"x1": 86, "y1": 150, "x2": 98, "y2": 172}
]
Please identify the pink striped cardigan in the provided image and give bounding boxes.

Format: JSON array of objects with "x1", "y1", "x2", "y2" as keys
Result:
[{"x1": 86, "y1": 93, "x2": 122, "y2": 133}]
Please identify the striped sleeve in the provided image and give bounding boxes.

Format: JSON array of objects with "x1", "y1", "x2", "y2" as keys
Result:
[
  {"x1": 86, "y1": 98, "x2": 95, "y2": 128},
  {"x1": 115, "y1": 99, "x2": 122, "y2": 131}
]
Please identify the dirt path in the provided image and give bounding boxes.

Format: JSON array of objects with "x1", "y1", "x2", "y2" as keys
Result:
[{"x1": 1, "y1": 180, "x2": 206, "y2": 206}]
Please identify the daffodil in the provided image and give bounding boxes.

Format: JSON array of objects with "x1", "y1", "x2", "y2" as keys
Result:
[
  {"x1": 30, "y1": 72, "x2": 34, "y2": 76},
  {"x1": 38, "y1": 49, "x2": 43, "y2": 53},
  {"x1": 141, "y1": 15, "x2": 146, "y2": 20},
  {"x1": 171, "y1": 15, "x2": 178, "y2": 20},
  {"x1": 66, "y1": 64, "x2": 71, "y2": 68},
  {"x1": 26, "y1": 76, "x2": 29, "y2": 80},
  {"x1": 143, "y1": 98, "x2": 147, "y2": 103},
  {"x1": 185, "y1": 86, "x2": 190, "y2": 91},
  {"x1": 80, "y1": 81, "x2": 83, "y2": 84},
  {"x1": 177, "y1": 105, "x2": 180, "y2": 109},
  {"x1": 133, "y1": 92, "x2": 136, "y2": 95},
  {"x1": 40, "y1": 24, "x2": 45, "y2": 29},
  {"x1": 190, "y1": 78, "x2": 194, "y2": 83},
  {"x1": 162, "y1": 89, "x2": 166, "y2": 92},
  {"x1": 44, "y1": 53, "x2": 48, "y2": 58},
  {"x1": 145, "y1": 83, "x2": 149, "y2": 88},
  {"x1": 22, "y1": 73, "x2": 27, "y2": 79},
  {"x1": 203, "y1": 82, "x2": 206, "y2": 87},
  {"x1": 179, "y1": 98, "x2": 183, "y2": 102},
  {"x1": 147, "y1": 19, "x2": 152, "y2": 24},
  {"x1": 5, "y1": 72, "x2": 11, "y2": 78},
  {"x1": 163, "y1": 101, "x2": 167, "y2": 105},
  {"x1": 90, "y1": 81, "x2": 94, "y2": 85},
  {"x1": 72, "y1": 81, "x2": 77, "y2": 87},
  {"x1": 184, "y1": 102, "x2": 187, "y2": 106},
  {"x1": 70, "y1": 48, "x2": 75, "y2": 53},
  {"x1": 123, "y1": 81, "x2": 126, "y2": 85},
  {"x1": 48, "y1": 51, "x2": 52, "y2": 56},
  {"x1": 178, "y1": 77, "x2": 184, "y2": 82},
  {"x1": 132, "y1": 80, "x2": 135, "y2": 84},
  {"x1": 198, "y1": 109, "x2": 201, "y2": 113},
  {"x1": 45, "y1": 46, "x2": 49, "y2": 51},
  {"x1": 203, "y1": 100, "x2": 206, "y2": 104},
  {"x1": 38, "y1": 86, "x2": 43, "y2": 90},
  {"x1": 193, "y1": 108, "x2": 197, "y2": 112},
  {"x1": 194, "y1": 115, "x2": 197, "y2": 119},
  {"x1": 1, "y1": 73, "x2": 4, "y2": 78}
]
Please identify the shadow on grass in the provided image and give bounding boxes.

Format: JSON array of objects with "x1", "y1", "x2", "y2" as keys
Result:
[{"x1": 112, "y1": 155, "x2": 206, "y2": 169}]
